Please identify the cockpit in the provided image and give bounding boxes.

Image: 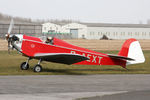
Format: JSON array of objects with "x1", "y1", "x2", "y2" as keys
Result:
[
  {"x1": 39, "y1": 36, "x2": 54, "y2": 45},
  {"x1": 45, "y1": 37, "x2": 54, "y2": 45}
]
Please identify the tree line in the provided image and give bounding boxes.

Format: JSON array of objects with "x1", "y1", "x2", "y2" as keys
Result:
[{"x1": 0, "y1": 12, "x2": 80, "y2": 25}]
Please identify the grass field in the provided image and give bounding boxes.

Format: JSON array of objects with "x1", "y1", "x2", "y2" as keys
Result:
[{"x1": 0, "y1": 50, "x2": 150, "y2": 75}]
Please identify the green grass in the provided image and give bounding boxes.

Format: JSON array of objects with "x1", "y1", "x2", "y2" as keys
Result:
[{"x1": 0, "y1": 50, "x2": 150, "y2": 75}]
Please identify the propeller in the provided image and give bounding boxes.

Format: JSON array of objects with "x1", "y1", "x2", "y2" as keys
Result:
[{"x1": 5, "y1": 18, "x2": 14, "y2": 53}]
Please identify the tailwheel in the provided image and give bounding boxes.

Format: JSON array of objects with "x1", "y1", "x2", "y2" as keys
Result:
[
  {"x1": 20, "y1": 62, "x2": 29, "y2": 70},
  {"x1": 33, "y1": 64, "x2": 42, "y2": 72}
]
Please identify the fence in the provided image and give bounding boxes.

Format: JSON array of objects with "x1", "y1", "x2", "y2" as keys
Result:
[
  {"x1": 0, "y1": 24, "x2": 73, "y2": 39},
  {"x1": 0, "y1": 23, "x2": 42, "y2": 38}
]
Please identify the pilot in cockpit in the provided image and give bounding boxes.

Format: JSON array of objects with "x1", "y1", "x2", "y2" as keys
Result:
[{"x1": 45, "y1": 37, "x2": 54, "y2": 45}]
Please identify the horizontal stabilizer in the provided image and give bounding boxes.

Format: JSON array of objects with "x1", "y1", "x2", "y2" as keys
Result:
[{"x1": 108, "y1": 54, "x2": 135, "y2": 61}]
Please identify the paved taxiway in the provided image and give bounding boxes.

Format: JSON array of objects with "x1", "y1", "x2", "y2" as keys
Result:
[
  {"x1": 0, "y1": 75, "x2": 150, "y2": 100},
  {"x1": 82, "y1": 90, "x2": 150, "y2": 100}
]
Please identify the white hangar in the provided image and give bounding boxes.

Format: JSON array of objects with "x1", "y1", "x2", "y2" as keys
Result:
[
  {"x1": 42, "y1": 22, "x2": 150, "y2": 39},
  {"x1": 42, "y1": 23, "x2": 62, "y2": 33}
]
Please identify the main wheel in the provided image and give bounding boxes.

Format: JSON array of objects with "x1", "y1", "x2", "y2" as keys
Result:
[
  {"x1": 33, "y1": 64, "x2": 42, "y2": 72},
  {"x1": 20, "y1": 62, "x2": 29, "y2": 70}
]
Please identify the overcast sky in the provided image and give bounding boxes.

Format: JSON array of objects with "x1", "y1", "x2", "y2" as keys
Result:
[{"x1": 0, "y1": 0, "x2": 150, "y2": 24}]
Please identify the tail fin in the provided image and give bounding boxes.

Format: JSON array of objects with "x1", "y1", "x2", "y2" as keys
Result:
[{"x1": 118, "y1": 38, "x2": 145, "y2": 65}]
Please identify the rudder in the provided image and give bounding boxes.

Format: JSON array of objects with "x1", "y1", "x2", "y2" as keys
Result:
[{"x1": 118, "y1": 38, "x2": 145, "y2": 65}]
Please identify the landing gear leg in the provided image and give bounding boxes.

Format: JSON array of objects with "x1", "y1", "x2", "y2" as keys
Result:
[
  {"x1": 33, "y1": 59, "x2": 42, "y2": 72},
  {"x1": 20, "y1": 58, "x2": 31, "y2": 70}
]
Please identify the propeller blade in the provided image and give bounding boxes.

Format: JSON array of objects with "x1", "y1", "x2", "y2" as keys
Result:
[
  {"x1": 6, "y1": 18, "x2": 14, "y2": 54},
  {"x1": 8, "y1": 41, "x2": 10, "y2": 54},
  {"x1": 8, "y1": 18, "x2": 14, "y2": 34}
]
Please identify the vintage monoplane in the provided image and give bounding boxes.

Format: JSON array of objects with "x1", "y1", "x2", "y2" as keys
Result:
[{"x1": 5, "y1": 19, "x2": 145, "y2": 72}]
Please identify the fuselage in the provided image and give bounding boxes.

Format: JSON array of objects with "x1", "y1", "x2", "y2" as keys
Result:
[{"x1": 12, "y1": 34, "x2": 126, "y2": 66}]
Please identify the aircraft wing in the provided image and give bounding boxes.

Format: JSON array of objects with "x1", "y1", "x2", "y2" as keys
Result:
[
  {"x1": 34, "y1": 53, "x2": 89, "y2": 65},
  {"x1": 108, "y1": 54, "x2": 135, "y2": 61}
]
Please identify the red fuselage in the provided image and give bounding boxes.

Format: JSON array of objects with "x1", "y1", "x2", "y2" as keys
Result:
[{"x1": 21, "y1": 35, "x2": 126, "y2": 67}]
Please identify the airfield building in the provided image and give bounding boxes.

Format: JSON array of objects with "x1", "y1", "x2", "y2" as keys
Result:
[{"x1": 42, "y1": 22, "x2": 150, "y2": 39}]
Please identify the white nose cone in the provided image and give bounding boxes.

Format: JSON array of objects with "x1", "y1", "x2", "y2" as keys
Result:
[
  {"x1": 5, "y1": 34, "x2": 8, "y2": 37},
  {"x1": 13, "y1": 34, "x2": 23, "y2": 52}
]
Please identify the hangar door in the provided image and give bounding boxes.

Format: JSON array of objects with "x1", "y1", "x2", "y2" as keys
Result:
[{"x1": 70, "y1": 29, "x2": 78, "y2": 38}]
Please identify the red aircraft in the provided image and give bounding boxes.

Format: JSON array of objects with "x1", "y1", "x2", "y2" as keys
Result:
[{"x1": 5, "y1": 19, "x2": 145, "y2": 72}]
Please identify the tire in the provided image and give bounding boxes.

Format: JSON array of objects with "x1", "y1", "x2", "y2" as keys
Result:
[
  {"x1": 33, "y1": 64, "x2": 42, "y2": 72},
  {"x1": 20, "y1": 62, "x2": 29, "y2": 70}
]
